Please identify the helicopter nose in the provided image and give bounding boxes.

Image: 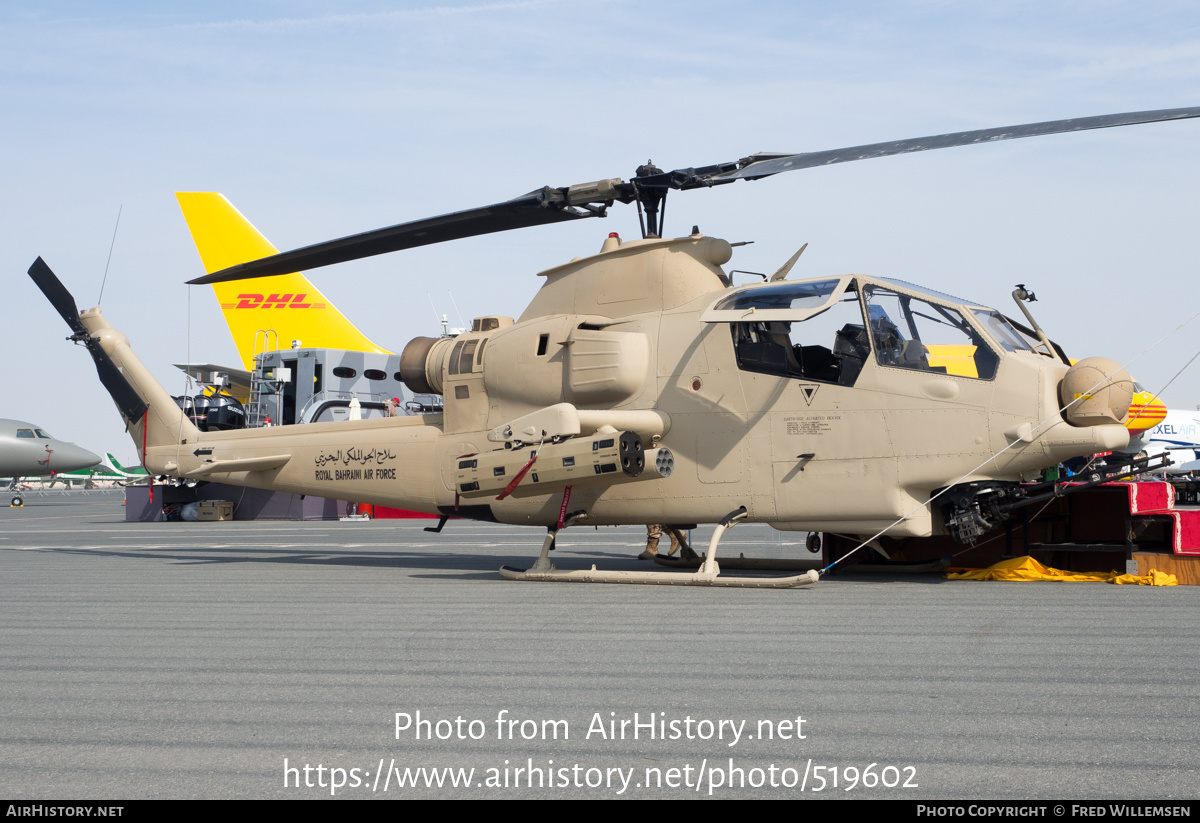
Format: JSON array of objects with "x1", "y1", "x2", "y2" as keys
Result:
[
  {"x1": 54, "y1": 443, "x2": 102, "y2": 473},
  {"x1": 1059, "y1": 357, "x2": 1134, "y2": 427}
]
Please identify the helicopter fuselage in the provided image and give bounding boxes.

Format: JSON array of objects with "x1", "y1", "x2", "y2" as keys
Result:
[{"x1": 85, "y1": 232, "x2": 1129, "y2": 540}]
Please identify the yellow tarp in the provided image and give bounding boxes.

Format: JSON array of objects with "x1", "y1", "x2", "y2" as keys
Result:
[{"x1": 945, "y1": 555, "x2": 1177, "y2": 586}]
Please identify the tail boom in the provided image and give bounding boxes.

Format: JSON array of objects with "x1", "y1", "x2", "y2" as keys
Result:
[
  {"x1": 79, "y1": 308, "x2": 201, "y2": 473},
  {"x1": 81, "y1": 306, "x2": 445, "y2": 510}
]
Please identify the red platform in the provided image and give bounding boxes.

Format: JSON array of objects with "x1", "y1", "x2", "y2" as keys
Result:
[{"x1": 1110, "y1": 480, "x2": 1200, "y2": 556}]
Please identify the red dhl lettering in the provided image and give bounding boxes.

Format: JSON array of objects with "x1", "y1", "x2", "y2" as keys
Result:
[{"x1": 233, "y1": 294, "x2": 314, "y2": 309}]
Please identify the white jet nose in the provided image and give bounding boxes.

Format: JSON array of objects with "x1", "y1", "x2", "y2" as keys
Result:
[{"x1": 53, "y1": 443, "x2": 102, "y2": 473}]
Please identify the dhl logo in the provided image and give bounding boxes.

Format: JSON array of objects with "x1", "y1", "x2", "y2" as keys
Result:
[{"x1": 220, "y1": 293, "x2": 327, "y2": 310}]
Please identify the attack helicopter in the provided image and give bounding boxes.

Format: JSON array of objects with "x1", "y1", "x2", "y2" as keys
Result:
[{"x1": 29, "y1": 107, "x2": 1199, "y2": 588}]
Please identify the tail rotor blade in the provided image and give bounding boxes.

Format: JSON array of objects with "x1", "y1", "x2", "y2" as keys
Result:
[
  {"x1": 28, "y1": 256, "x2": 86, "y2": 335},
  {"x1": 27, "y1": 257, "x2": 148, "y2": 423},
  {"x1": 89, "y1": 346, "x2": 148, "y2": 423}
]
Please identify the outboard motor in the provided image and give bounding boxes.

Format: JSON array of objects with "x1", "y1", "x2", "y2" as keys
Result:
[
  {"x1": 172, "y1": 395, "x2": 207, "y2": 431},
  {"x1": 188, "y1": 394, "x2": 212, "y2": 431},
  {"x1": 205, "y1": 394, "x2": 247, "y2": 431}
]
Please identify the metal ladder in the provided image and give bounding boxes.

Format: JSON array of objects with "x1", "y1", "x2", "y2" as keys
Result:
[{"x1": 246, "y1": 330, "x2": 279, "y2": 427}]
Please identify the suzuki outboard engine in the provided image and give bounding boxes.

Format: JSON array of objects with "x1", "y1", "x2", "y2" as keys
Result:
[{"x1": 204, "y1": 394, "x2": 247, "y2": 431}]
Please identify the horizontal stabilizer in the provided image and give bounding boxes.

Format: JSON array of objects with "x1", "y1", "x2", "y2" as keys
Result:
[{"x1": 184, "y1": 454, "x2": 292, "y2": 477}]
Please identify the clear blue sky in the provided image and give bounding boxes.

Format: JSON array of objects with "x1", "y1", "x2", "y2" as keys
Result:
[{"x1": 3, "y1": 1, "x2": 1199, "y2": 460}]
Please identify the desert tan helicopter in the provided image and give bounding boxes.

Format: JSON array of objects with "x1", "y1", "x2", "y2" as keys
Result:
[{"x1": 29, "y1": 107, "x2": 1198, "y2": 588}]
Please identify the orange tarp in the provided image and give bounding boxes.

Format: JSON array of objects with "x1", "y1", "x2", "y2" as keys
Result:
[{"x1": 946, "y1": 555, "x2": 1177, "y2": 586}]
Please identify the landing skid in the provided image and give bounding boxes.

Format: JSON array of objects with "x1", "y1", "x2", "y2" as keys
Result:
[
  {"x1": 835, "y1": 557, "x2": 952, "y2": 574},
  {"x1": 654, "y1": 555, "x2": 822, "y2": 572},
  {"x1": 499, "y1": 507, "x2": 820, "y2": 589}
]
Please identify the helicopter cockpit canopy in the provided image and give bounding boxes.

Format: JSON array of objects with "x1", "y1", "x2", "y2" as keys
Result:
[
  {"x1": 871, "y1": 278, "x2": 1038, "y2": 356},
  {"x1": 699, "y1": 277, "x2": 852, "y2": 323},
  {"x1": 705, "y1": 275, "x2": 1040, "y2": 386}
]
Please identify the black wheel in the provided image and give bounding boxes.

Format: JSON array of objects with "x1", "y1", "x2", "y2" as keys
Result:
[{"x1": 11, "y1": 495, "x2": 23, "y2": 507}]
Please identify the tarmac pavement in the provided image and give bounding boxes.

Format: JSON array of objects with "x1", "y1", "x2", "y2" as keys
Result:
[{"x1": 1, "y1": 491, "x2": 1196, "y2": 799}]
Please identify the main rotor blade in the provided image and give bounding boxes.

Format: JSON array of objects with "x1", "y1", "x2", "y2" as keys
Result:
[
  {"x1": 189, "y1": 194, "x2": 599, "y2": 285},
  {"x1": 186, "y1": 105, "x2": 1200, "y2": 285},
  {"x1": 708, "y1": 106, "x2": 1200, "y2": 182}
]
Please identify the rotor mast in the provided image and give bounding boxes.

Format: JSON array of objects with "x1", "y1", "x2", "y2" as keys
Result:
[{"x1": 633, "y1": 161, "x2": 666, "y2": 238}]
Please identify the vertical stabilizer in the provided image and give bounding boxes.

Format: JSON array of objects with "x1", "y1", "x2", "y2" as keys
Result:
[
  {"x1": 78, "y1": 307, "x2": 200, "y2": 471},
  {"x1": 106, "y1": 453, "x2": 147, "y2": 477},
  {"x1": 176, "y1": 193, "x2": 392, "y2": 369}
]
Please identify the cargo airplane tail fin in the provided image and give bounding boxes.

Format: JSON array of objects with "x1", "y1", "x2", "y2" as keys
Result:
[{"x1": 176, "y1": 193, "x2": 391, "y2": 370}]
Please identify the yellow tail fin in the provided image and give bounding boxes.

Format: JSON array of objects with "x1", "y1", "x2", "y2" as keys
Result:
[{"x1": 176, "y1": 193, "x2": 391, "y2": 369}]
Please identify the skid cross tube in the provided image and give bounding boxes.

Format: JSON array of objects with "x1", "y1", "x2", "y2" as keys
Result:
[{"x1": 498, "y1": 506, "x2": 819, "y2": 588}]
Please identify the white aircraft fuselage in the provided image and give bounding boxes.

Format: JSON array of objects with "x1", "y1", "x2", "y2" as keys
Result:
[{"x1": 1126, "y1": 408, "x2": 1200, "y2": 474}]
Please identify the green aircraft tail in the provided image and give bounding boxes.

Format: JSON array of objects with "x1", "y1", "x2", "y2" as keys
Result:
[{"x1": 106, "y1": 453, "x2": 148, "y2": 477}]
